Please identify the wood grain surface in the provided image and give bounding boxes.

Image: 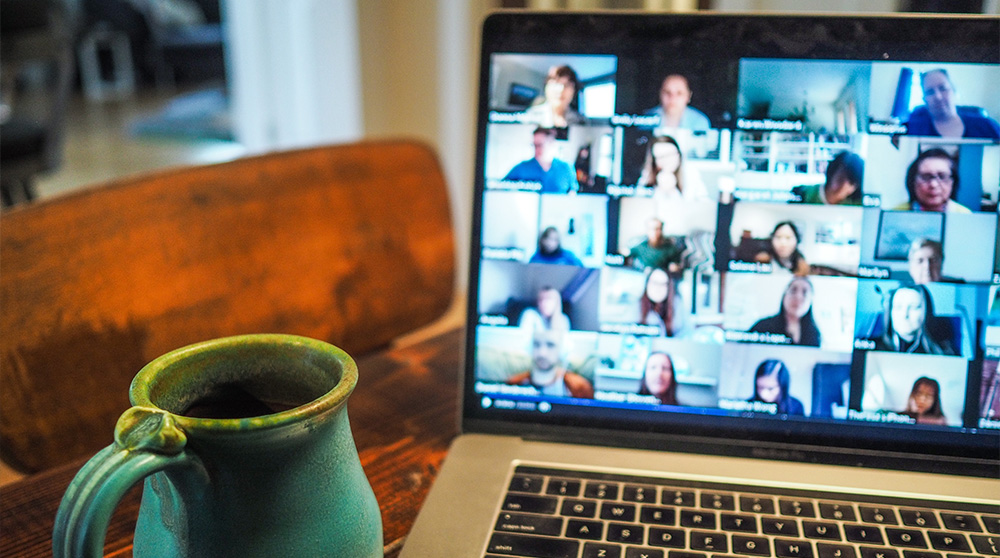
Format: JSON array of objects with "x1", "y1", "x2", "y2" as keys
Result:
[{"x1": 1, "y1": 140, "x2": 455, "y2": 474}]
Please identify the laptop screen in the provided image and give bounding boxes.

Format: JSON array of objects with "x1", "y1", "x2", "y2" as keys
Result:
[{"x1": 463, "y1": 12, "x2": 1000, "y2": 473}]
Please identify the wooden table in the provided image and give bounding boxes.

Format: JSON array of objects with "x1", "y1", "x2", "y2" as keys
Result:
[{"x1": 0, "y1": 328, "x2": 462, "y2": 558}]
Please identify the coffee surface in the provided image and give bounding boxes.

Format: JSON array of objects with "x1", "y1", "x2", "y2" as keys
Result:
[{"x1": 182, "y1": 383, "x2": 302, "y2": 419}]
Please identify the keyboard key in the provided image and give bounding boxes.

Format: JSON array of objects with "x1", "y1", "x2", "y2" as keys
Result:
[
  {"x1": 566, "y1": 519, "x2": 604, "y2": 540},
  {"x1": 885, "y1": 528, "x2": 927, "y2": 548},
  {"x1": 983, "y1": 515, "x2": 1000, "y2": 534},
  {"x1": 623, "y1": 484, "x2": 657, "y2": 503},
  {"x1": 803, "y1": 521, "x2": 841, "y2": 541},
  {"x1": 662, "y1": 488, "x2": 695, "y2": 507},
  {"x1": 763, "y1": 517, "x2": 801, "y2": 537},
  {"x1": 680, "y1": 509, "x2": 717, "y2": 530},
  {"x1": 495, "y1": 512, "x2": 564, "y2": 536},
  {"x1": 927, "y1": 531, "x2": 971, "y2": 553},
  {"x1": 816, "y1": 542, "x2": 857, "y2": 558},
  {"x1": 624, "y1": 547, "x2": 664, "y2": 558},
  {"x1": 721, "y1": 513, "x2": 758, "y2": 533},
  {"x1": 775, "y1": 538, "x2": 815, "y2": 558},
  {"x1": 732, "y1": 535, "x2": 771, "y2": 556},
  {"x1": 899, "y1": 509, "x2": 940, "y2": 529},
  {"x1": 503, "y1": 494, "x2": 559, "y2": 514},
  {"x1": 819, "y1": 503, "x2": 857, "y2": 522},
  {"x1": 665, "y1": 553, "x2": 706, "y2": 558},
  {"x1": 971, "y1": 533, "x2": 1000, "y2": 555},
  {"x1": 561, "y1": 499, "x2": 597, "y2": 518},
  {"x1": 940, "y1": 513, "x2": 981, "y2": 532},
  {"x1": 509, "y1": 475, "x2": 545, "y2": 493},
  {"x1": 582, "y1": 542, "x2": 622, "y2": 558},
  {"x1": 859, "y1": 507, "x2": 899, "y2": 526},
  {"x1": 546, "y1": 478, "x2": 581, "y2": 497},
  {"x1": 899, "y1": 552, "x2": 943, "y2": 558},
  {"x1": 701, "y1": 492, "x2": 736, "y2": 511},
  {"x1": 845, "y1": 525, "x2": 885, "y2": 545},
  {"x1": 602, "y1": 502, "x2": 638, "y2": 522},
  {"x1": 690, "y1": 530, "x2": 728, "y2": 553},
  {"x1": 780, "y1": 499, "x2": 817, "y2": 518},
  {"x1": 858, "y1": 547, "x2": 899, "y2": 558},
  {"x1": 645, "y1": 527, "x2": 684, "y2": 548},
  {"x1": 741, "y1": 496, "x2": 777, "y2": 515},
  {"x1": 606, "y1": 523, "x2": 644, "y2": 544},
  {"x1": 585, "y1": 482, "x2": 620, "y2": 500},
  {"x1": 487, "y1": 532, "x2": 579, "y2": 558},
  {"x1": 640, "y1": 506, "x2": 676, "y2": 525}
]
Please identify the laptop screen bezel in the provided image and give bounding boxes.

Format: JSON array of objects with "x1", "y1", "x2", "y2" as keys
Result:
[{"x1": 462, "y1": 11, "x2": 1000, "y2": 478}]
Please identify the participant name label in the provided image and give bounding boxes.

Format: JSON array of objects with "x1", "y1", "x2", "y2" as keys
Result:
[
  {"x1": 867, "y1": 121, "x2": 908, "y2": 135},
  {"x1": 858, "y1": 266, "x2": 890, "y2": 279},
  {"x1": 728, "y1": 260, "x2": 772, "y2": 273},
  {"x1": 482, "y1": 247, "x2": 526, "y2": 261},
  {"x1": 725, "y1": 330, "x2": 790, "y2": 344},
  {"x1": 611, "y1": 113, "x2": 660, "y2": 127},
  {"x1": 737, "y1": 118, "x2": 803, "y2": 131}
]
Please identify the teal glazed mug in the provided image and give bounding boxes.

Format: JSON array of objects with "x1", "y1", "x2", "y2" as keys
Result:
[{"x1": 53, "y1": 334, "x2": 383, "y2": 557}]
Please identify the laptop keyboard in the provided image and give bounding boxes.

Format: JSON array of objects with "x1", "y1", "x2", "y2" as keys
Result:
[{"x1": 484, "y1": 465, "x2": 1000, "y2": 558}]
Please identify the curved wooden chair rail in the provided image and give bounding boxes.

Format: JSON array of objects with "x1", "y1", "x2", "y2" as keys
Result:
[{"x1": 0, "y1": 140, "x2": 455, "y2": 474}]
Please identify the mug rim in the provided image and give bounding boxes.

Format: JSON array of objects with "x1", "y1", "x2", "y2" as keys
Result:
[{"x1": 129, "y1": 333, "x2": 358, "y2": 432}]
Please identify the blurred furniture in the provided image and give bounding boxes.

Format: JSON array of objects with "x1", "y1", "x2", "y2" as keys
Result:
[
  {"x1": 0, "y1": 327, "x2": 463, "y2": 558},
  {"x1": 133, "y1": 0, "x2": 224, "y2": 88},
  {"x1": 0, "y1": 140, "x2": 455, "y2": 474},
  {"x1": 77, "y1": 21, "x2": 136, "y2": 100},
  {"x1": 0, "y1": 0, "x2": 77, "y2": 207}
]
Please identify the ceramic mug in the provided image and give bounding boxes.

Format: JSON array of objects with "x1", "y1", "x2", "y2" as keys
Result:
[{"x1": 53, "y1": 334, "x2": 383, "y2": 557}]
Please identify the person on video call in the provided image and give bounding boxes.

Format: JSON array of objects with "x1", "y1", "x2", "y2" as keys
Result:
[
  {"x1": 518, "y1": 285, "x2": 571, "y2": 332},
  {"x1": 754, "y1": 221, "x2": 810, "y2": 275},
  {"x1": 529, "y1": 227, "x2": 583, "y2": 266},
  {"x1": 524, "y1": 65, "x2": 586, "y2": 128},
  {"x1": 904, "y1": 69, "x2": 1000, "y2": 140},
  {"x1": 749, "y1": 276, "x2": 822, "y2": 347},
  {"x1": 637, "y1": 135, "x2": 708, "y2": 201},
  {"x1": 748, "y1": 359, "x2": 805, "y2": 416},
  {"x1": 900, "y1": 376, "x2": 948, "y2": 426},
  {"x1": 639, "y1": 267, "x2": 687, "y2": 337},
  {"x1": 504, "y1": 127, "x2": 579, "y2": 194},
  {"x1": 645, "y1": 74, "x2": 711, "y2": 131},
  {"x1": 894, "y1": 148, "x2": 970, "y2": 213},
  {"x1": 874, "y1": 284, "x2": 957, "y2": 355},
  {"x1": 506, "y1": 327, "x2": 593, "y2": 398},
  {"x1": 907, "y1": 238, "x2": 960, "y2": 284},
  {"x1": 638, "y1": 351, "x2": 679, "y2": 406},
  {"x1": 627, "y1": 217, "x2": 684, "y2": 273},
  {"x1": 792, "y1": 151, "x2": 865, "y2": 205}
]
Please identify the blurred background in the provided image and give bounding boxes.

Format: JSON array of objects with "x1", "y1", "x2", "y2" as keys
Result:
[{"x1": 1, "y1": 0, "x2": 996, "y2": 281}]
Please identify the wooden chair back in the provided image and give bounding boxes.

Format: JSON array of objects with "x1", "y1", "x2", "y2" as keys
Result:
[{"x1": 0, "y1": 140, "x2": 455, "y2": 473}]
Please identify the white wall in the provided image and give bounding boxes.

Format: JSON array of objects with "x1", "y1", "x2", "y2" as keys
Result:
[
  {"x1": 223, "y1": 0, "x2": 364, "y2": 151},
  {"x1": 224, "y1": 0, "x2": 493, "y2": 296}
]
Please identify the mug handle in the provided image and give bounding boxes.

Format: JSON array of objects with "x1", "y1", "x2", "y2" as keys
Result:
[{"x1": 53, "y1": 406, "x2": 203, "y2": 558}]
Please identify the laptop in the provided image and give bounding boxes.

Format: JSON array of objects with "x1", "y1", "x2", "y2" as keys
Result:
[{"x1": 401, "y1": 11, "x2": 1000, "y2": 558}]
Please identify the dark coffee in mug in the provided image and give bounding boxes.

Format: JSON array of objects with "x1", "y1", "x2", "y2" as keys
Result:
[{"x1": 182, "y1": 383, "x2": 303, "y2": 418}]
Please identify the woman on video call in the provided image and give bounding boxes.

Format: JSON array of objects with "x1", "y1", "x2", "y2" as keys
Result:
[
  {"x1": 524, "y1": 65, "x2": 586, "y2": 128},
  {"x1": 638, "y1": 352, "x2": 679, "y2": 406},
  {"x1": 901, "y1": 376, "x2": 948, "y2": 426},
  {"x1": 894, "y1": 148, "x2": 971, "y2": 213},
  {"x1": 639, "y1": 268, "x2": 686, "y2": 337},
  {"x1": 529, "y1": 227, "x2": 583, "y2": 266},
  {"x1": 748, "y1": 359, "x2": 805, "y2": 416},
  {"x1": 638, "y1": 135, "x2": 707, "y2": 201},
  {"x1": 754, "y1": 221, "x2": 810, "y2": 275},
  {"x1": 874, "y1": 284, "x2": 957, "y2": 355},
  {"x1": 749, "y1": 276, "x2": 822, "y2": 347}
]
